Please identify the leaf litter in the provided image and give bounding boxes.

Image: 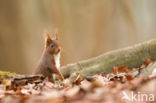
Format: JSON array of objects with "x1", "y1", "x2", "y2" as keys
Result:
[{"x1": 0, "y1": 59, "x2": 156, "y2": 103}]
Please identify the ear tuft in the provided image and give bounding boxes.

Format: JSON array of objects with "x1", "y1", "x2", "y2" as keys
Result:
[
  {"x1": 54, "y1": 28, "x2": 59, "y2": 40},
  {"x1": 44, "y1": 30, "x2": 52, "y2": 45},
  {"x1": 55, "y1": 31, "x2": 58, "y2": 40}
]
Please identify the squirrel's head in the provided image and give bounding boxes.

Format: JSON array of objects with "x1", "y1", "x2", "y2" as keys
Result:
[{"x1": 45, "y1": 31, "x2": 61, "y2": 55}]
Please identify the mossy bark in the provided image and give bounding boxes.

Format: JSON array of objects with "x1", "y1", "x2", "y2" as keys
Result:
[
  {"x1": 0, "y1": 71, "x2": 18, "y2": 76},
  {"x1": 61, "y1": 39, "x2": 156, "y2": 78}
]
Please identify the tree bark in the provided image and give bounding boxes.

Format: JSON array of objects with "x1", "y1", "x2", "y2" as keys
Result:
[{"x1": 60, "y1": 39, "x2": 156, "y2": 78}]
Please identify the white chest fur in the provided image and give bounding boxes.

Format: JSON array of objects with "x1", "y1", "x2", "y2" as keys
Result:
[{"x1": 54, "y1": 52, "x2": 60, "y2": 68}]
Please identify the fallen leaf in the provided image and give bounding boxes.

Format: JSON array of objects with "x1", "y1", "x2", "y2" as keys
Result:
[
  {"x1": 73, "y1": 74, "x2": 82, "y2": 85},
  {"x1": 140, "y1": 59, "x2": 153, "y2": 69}
]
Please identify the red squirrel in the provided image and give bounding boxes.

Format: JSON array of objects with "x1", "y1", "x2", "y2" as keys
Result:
[{"x1": 34, "y1": 31, "x2": 64, "y2": 83}]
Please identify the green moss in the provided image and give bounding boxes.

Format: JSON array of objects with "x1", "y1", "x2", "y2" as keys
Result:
[
  {"x1": 61, "y1": 39, "x2": 156, "y2": 78},
  {"x1": 0, "y1": 70, "x2": 19, "y2": 76}
]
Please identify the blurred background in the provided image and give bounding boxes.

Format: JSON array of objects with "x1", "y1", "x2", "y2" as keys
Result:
[{"x1": 0, "y1": 0, "x2": 156, "y2": 74}]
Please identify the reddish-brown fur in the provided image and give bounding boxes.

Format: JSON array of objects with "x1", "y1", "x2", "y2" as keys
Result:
[{"x1": 34, "y1": 31, "x2": 64, "y2": 83}]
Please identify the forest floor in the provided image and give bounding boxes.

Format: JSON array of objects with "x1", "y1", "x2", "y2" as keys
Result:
[{"x1": 0, "y1": 59, "x2": 156, "y2": 103}]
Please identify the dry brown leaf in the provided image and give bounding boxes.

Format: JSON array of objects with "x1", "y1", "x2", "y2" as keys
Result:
[
  {"x1": 73, "y1": 74, "x2": 82, "y2": 85},
  {"x1": 113, "y1": 66, "x2": 118, "y2": 74},
  {"x1": 113, "y1": 66, "x2": 131, "y2": 74},
  {"x1": 125, "y1": 75, "x2": 133, "y2": 81},
  {"x1": 140, "y1": 59, "x2": 153, "y2": 68}
]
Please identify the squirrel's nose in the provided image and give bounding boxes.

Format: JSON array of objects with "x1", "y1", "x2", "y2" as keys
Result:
[{"x1": 58, "y1": 48, "x2": 61, "y2": 52}]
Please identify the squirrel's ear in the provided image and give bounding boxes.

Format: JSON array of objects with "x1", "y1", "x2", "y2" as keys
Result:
[
  {"x1": 44, "y1": 31, "x2": 52, "y2": 45},
  {"x1": 55, "y1": 31, "x2": 58, "y2": 40}
]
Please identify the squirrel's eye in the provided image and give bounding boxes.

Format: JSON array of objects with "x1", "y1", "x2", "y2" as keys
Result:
[{"x1": 50, "y1": 44, "x2": 54, "y2": 48}]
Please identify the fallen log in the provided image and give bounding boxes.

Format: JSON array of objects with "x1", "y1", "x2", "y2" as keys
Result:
[
  {"x1": 0, "y1": 75, "x2": 44, "y2": 87},
  {"x1": 61, "y1": 39, "x2": 156, "y2": 78}
]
